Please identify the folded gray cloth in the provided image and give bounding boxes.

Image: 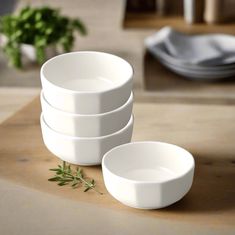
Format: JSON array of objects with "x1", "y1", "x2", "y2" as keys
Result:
[{"x1": 145, "y1": 27, "x2": 235, "y2": 66}]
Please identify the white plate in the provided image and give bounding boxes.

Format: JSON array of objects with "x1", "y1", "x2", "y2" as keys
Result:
[
  {"x1": 145, "y1": 27, "x2": 235, "y2": 67},
  {"x1": 160, "y1": 60, "x2": 235, "y2": 80},
  {"x1": 102, "y1": 142, "x2": 195, "y2": 209},
  {"x1": 41, "y1": 51, "x2": 133, "y2": 114},
  {"x1": 160, "y1": 58, "x2": 235, "y2": 80},
  {"x1": 147, "y1": 44, "x2": 235, "y2": 72},
  {"x1": 40, "y1": 113, "x2": 134, "y2": 165},
  {"x1": 157, "y1": 53, "x2": 235, "y2": 74}
]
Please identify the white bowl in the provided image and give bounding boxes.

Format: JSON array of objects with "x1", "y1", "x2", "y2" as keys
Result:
[
  {"x1": 40, "y1": 51, "x2": 133, "y2": 114},
  {"x1": 40, "y1": 91, "x2": 133, "y2": 137},
  {"x1": 102, "y1": 142, "x2": 195, "y2": 209},
  {"x1": 40, "y1": 113, "x2": 134, "y2": 165}
]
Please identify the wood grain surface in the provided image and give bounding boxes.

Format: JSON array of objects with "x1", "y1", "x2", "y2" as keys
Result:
[
  {"x1": 143, "y1": 52, "x2": 235, "y2": 105},
  {"x1": 124, "y1": 13, "x2": 235, "y2": 34},
  {"x1": 0, "y1": 88, "x2": 40, "y2": 123},
  {"x1": 0, "y1": 97, "x2": 234, "y2": 226}
]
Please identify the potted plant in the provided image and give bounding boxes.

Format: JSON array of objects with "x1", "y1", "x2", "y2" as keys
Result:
[{"x1": 0, "y1": 6, "x2": 87, "y2": 68}]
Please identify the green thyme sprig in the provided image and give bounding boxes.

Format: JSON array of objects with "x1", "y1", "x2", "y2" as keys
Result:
[{"x1": 48, "y1": 161, "x2": 103, "y2": 195}]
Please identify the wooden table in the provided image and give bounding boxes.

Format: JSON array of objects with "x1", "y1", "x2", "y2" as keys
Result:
[
  {"x1": 143, "y1": 52, "x2": 235, "y2": 105},
  {"x1": 124, "y1": 13, "x2": 235, "y2": 34},
  {"x1": 0, "y1": 0, "x2": 234, "y2": 233},
  {"x1": 0, "y1": 90, "x2": 234, "y2": 234}
]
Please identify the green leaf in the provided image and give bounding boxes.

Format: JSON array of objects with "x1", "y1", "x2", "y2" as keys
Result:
[
  {"x1": 61, "y1": 178, "x2": 73, "y2": 182},
  {"x1": 49, "y1": 168, "x2": 59, "y2": 171},
  {"x1": 48, "y1": 161, "x2": 101, "y2": 194},
  {"x1": 48, "y1": 177, "x2": 60, "y2": 182},
  {"x1": 72, "y1": 19, "x2": 87, "y2": 35},
  {"x1": 76, "y1": 168, "x2": 83, "y2": 177},
  {"x1": 35, "y1": 46, "x2": 45, "y2": 64},
  {"x1": 35, "y1": 12, "x2": 42, "y2": 21},
  {"x1": 58, "y1": 182, "x2": 68, "y2": 186},
  {"x1": 84, "y1": 187, "x2": 91, "y2": 192},
  {"x1": 72, "y1": 182, "x2": 79, "y2": 188}
]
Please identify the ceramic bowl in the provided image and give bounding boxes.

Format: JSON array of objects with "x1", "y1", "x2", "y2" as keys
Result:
[
  {"x1": 40, "y1": 113, "x2": 134, "y2": 165},
  {"x1": 40, "y1": 91, "x2": 133, "y2": 137},
  {"x1": 40, "y1": 51, "x2": 133, "y2": 114},
  {"x1": 102, "y1": 142, "x2": 195, "y2": 209}
]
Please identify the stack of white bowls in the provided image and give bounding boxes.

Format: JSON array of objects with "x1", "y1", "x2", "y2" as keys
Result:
[{"x1": 40, "y1": 51, "x2": 134, "y2": 165}]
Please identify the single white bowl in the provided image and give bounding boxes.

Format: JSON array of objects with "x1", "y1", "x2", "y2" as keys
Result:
[
  {"x1": 40, "y1": 113, "x2": 134, "y2": 165},
  {"x1": 40, "y1": 51, "x2": 133, "y2": 114},
  {"x1": 40, "y1": 91, "x2": 133, "y2": 137},
  {"x1": 102, "y1": 142, "x2": 195, "y2": 209}
]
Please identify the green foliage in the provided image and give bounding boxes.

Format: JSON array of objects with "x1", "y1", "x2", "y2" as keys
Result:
[
  {"x1": 0, "y1": 6, "x2": 87, "y2": 68},
  {"x1": 48, "y1": 161, "x2": 103, "y2": 195}
]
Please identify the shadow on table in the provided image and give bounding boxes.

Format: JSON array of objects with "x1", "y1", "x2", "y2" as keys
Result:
[{"x1": 160, "y1": 153, "x2": 235, "y2": 213}]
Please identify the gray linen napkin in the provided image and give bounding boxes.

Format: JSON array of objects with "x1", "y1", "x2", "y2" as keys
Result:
[{"x1": 145, "y1": 27, "x2": 235, "y2": 66}]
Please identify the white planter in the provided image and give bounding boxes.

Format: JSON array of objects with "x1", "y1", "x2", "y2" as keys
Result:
[
  {"x1": 0, "y1": 34, "x2": 57, "y2": 62},
  {"x1": 21, "y1": 43, "x2": 57, "y2": 62}
]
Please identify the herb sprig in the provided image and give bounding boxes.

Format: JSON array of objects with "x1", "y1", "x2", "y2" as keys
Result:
[{"x1": 48, "y1": 161, "x2": 102, "y2": 195}]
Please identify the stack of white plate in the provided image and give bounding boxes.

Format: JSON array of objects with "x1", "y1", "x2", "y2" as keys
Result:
[
  {"x1": 145, "y1": 27, "x2": 235, "y2": 81},
  {"x1": 40, "y1": 51, "x2": 134, "y2": 165}
]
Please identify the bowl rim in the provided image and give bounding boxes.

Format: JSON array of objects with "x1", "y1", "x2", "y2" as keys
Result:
[
  {"x1": 40, "y1": 51, "x2": 134, "y2": 94},
  {"x1": 40, "y1": 90, "x2": 133, "y2": 117},
  {"x1": 41, "y1": 113, "x2": 134, "y2": 140},
  {"x1": 102, "y1": 141, "x2": 195, "y2": 184}
]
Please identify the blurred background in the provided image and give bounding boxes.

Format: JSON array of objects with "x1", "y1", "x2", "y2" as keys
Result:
[{"x1": 1, "y1": 0, "x2": 235, "y2": 103}]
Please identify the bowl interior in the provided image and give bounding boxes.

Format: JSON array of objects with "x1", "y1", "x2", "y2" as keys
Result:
[
  {"x1": 103, "y1": 142, "x2": 194, "y2": 182},
  {"x1": 41, "y1": 51, "x2": 133, "y2": 93}
]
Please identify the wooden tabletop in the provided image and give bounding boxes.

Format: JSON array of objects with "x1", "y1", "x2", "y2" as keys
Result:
[
  {"x1": 0, "y1": 91, "x2": 234, "y2": 233},
  {"x1": 143, "y1": 52, "x2": 235, "y2": 105},
  {"x1": 124, "y1": 13, "x2": 235, "y2": 35},
  {"x1": 0, "y1": 0, "x2": 234, "y2": 233}
]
